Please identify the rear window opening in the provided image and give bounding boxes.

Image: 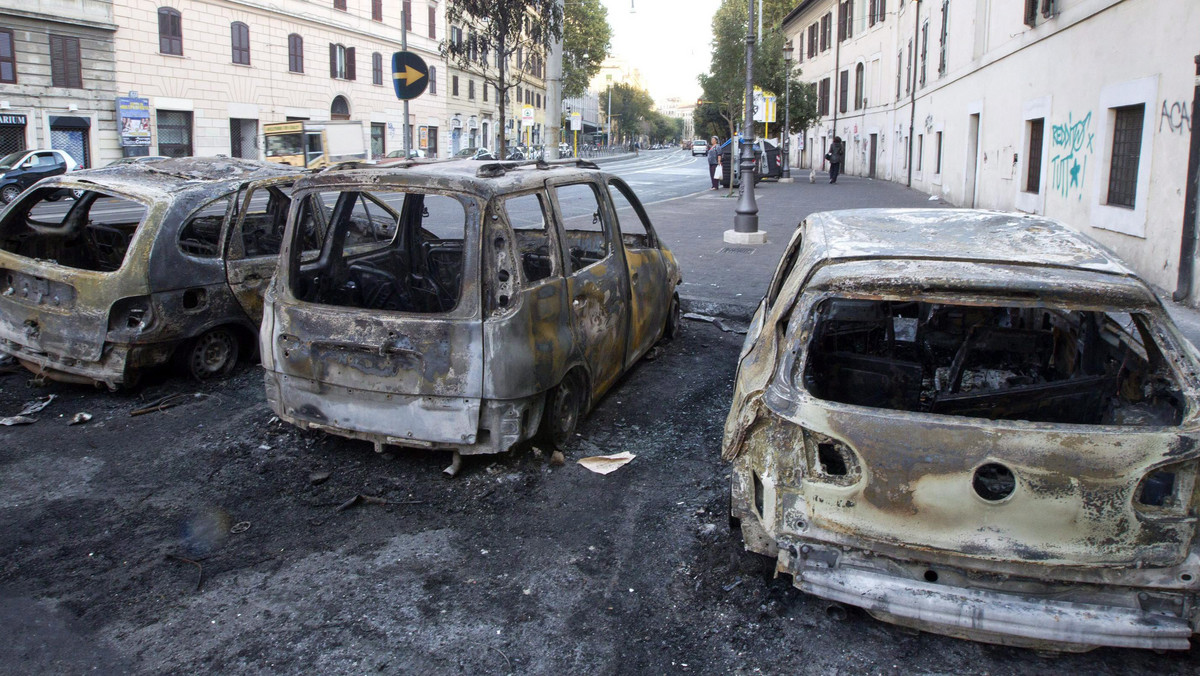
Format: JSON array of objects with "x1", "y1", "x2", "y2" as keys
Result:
[
  {"x1": 0, "y1": 187, "x2": 149, "y2": 272},
  {"x1": 290, "y1": 189, "x2": 468, "y2": 313},
  {"x1": 802, "y1": 298, "x2": 1185, "y2": 426}
]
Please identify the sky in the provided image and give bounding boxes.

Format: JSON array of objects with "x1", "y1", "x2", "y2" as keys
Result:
[{"x1": 598, "y1": 0, "x2": 722, "y2": 104}]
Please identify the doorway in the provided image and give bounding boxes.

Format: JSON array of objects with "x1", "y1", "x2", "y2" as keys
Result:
[
  {"x1": 965, "y1": 113, "x2": 981, "y2": 208},
  {"x1": 868, "y1": 133, "x2": 877, "y2": 178}
]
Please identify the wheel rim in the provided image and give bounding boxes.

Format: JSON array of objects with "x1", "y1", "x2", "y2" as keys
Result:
[
  {"x1": 190, "y1": 330, "x2": 235, "y2": 378},
  {"x1": 1, "y1": 186, "x2": 19, "y2": 203},
  {"x1": 551, "y1": 379, "x2": 580, "y2": 447}
]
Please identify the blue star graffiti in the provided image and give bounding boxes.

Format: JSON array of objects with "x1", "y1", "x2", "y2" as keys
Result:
[{"x1": 1050, "y1": 112, "x2": 1093, "y2": 200}]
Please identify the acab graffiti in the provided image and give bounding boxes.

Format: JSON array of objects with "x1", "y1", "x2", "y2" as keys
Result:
[
  {"x1": 1160, "y1": 100, "x2": 1192, "y2": 135},
  {"x1": 1050, "y1": 111, "x2": 1093, "y2": 201}
]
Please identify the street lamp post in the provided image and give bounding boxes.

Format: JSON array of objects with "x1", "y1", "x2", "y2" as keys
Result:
[
  {"x1": 727, "y1": 0, "x2": 765, "y2": 244},
  {"x1": 606, "y1": 73, "x2": 613, "y2": 148},
  {"x1": 782, "y1": 41, "x2": 793, "y2": 181}
]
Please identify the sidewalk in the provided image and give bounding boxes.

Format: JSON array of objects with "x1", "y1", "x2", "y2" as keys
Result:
[{"x1": 644, "y1": 170, "x2": 1200, "y2": 349}]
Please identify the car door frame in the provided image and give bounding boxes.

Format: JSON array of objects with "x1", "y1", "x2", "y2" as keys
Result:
[
  {"x1": 604, "y1": 176, "x2": 672, "y2": 368},
  {"x1": 224, "y1": 176, "x2": 301, "y2": 324}
]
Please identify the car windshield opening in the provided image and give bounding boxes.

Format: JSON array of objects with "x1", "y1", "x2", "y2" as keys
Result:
[
  {"x1": 290, "y1": 189, "x2": 468, "y2": 313},
  {"x1": 0, "y1": 187, "x2": 149, "y2": 272},
  {"x1": 801, "y1": 298, "x2": 1185, "y2": 426}
]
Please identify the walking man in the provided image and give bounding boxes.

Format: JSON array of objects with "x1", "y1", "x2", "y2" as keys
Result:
[
  {"x1": 707, "y1": 137, "x2": 721, "y2": 189},
  {"x1": 827, "y1": 136, "x2": 845, "y2": 184}
]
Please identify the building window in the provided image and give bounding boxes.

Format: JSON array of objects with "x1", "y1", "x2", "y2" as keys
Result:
[
  {"x1": 371, "y1": 122, "x2": 385, "y2": 157},
  {"x1": 231, "y1": 22, "x2": 250, "y2": 65},
  {"x1": 330, "y1": 44, "x2": 354, "y2": 80},
  {"x1": 158, "y1": 7, "x2": 183, "y2": 56},
  {"x1": 869, "y1": 0, "x2": 886, "y2": 27},
  {"x1": 838, "y1": 1, "x2": 853, "y2": 42},
  {"x1": 372, "y1": 52, "x2": 383, "y2": 85},
  {"x1": 938, "y1": 1, "x2": 949, "y2": 76},
  {"x1": 820, "y1": 13, "x2": 831, "y2": 51},
  {"x1": 429, "y1": 65, "x2": 437, "y2": 94},
  {"x1": 1106, "y1": 104, "x2": 1145, "y2": 208},
  {"x1": 919, "y1": 23, "x2": 928, "y2": 87},
  {"x1": 818, "y1": 77, "x2": 830, "y2": 116},
  {"x1": 450, "y1": 26, "x2": 463, "y2": 50},
  {"x1": 372, "y1": 0, "x2": 382, "y2": 21},
  {"x1": 0, "y1": 29, "x2": 16, "y2": 84},
  {"x1": 468, "y1": 79, "x2": 475, "y2": 99},
  {"x1": 906, "y1": 39, "x2": 912, "y2": 94},
  {"x1": 483, "y1": 82, "x2": 488, "y2": 102},
  {"x1": 49, "y1": 34, "x2": 81, "y2": 88},
  {"x1": 403, "y1": 0, "x2": 412, "y2": 31},
  {"x1": 157, "y1": 110, "x2": 192, "y2": 157},
  {"x1": 935, "y1": 131, "x2": 943, "y2": 174},
  {"x1": 334, "y1": 0, "x2": 346, "y2": 11},
  {"x1": 807, "y1": 23, "x2": 818, "y2": 58},
  {"x1": 854, "y1": 63, "x2": 864, "y2": 110},
  {"x1": 428, "y1": 6, "x2": 437, "y2": 39},
  {"x1": 452, "y1": 75, "x2": 459, "y2": 97},
  {"x1": 916, "y1": 134, "x2": 924, "y2": 171},
  {"x1": 895, "y1": 51, "x2": 902, "y2": 100},
  {"x1": 796, "y1": 34, "x2": 803, "y2": 63},
  {"x1": 839, "y1": 70, "x2": 849, "y2": 114},
  {"x1": 288, "y1": 34, "x2": 303, "y2": 73},
  {"x1": 1025, "y1": 118, "x2": 1044, "y2": 193},
  {"x1": 536, "y1": 93, "x2": 542, "y2": 108},
  {"x1": 331, "y1": 95, "x2": 350, "y2": 120},
  {"x1": 230, "y1": 118, "x2": 257, "y2": 158}
]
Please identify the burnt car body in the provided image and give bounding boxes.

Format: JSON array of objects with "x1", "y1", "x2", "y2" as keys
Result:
[
  {"x1": 0, "y1": 158, "x2": 303, "y2": 387},
  {"x1": 723, "y1": 209, "x2": 1200, "y2": 651},
  {"x1": 260, "y1": 159, "x2": 682, "y2": 458}
]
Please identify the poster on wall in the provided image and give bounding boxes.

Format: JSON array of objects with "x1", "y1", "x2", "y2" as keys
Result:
[
  {"x1": 116, "y1": 97, "x2": 151, "y2": 147},
  {"x1": 419, "y1": 126, "x2": 429, "y2": 149}
]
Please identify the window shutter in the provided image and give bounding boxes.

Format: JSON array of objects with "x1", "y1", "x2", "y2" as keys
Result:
[
  {"x1": 65, "y1": 36, "x2": 81, "y2": 88},
  {"x1": 49, "y1": 35, "x2": 65, "y2": 87},
  {"x1": 428, "y1": 6, "x2": 436, "y2": 39},
  {"x1": 1024, "y1": 0, "x2": 1038, "y2": 26},
  {"x1": 346, "y1": 47, "x2": 355, "y2": 80},
  {"x1": 329, "y1": 43, "x2": 337, "y2": 78}
]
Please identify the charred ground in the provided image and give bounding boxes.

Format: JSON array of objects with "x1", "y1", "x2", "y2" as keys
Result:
[{"x1": 1, "y1": 322, "x2": 1198, "y2": 674}]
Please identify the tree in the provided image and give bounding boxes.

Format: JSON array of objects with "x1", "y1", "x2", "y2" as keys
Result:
[
  {"x1": 696, "y1": 0, "x2": 748, "y2": 146},
  {"x1": 606, "y1": 82, "x2": 654, "y2": 143},
  {"x1": 563, "y1": 0, "x2": 611, "y2": 99},
  {"x1": 445, "y1": 0, "x2": 564, "y2": 156}
]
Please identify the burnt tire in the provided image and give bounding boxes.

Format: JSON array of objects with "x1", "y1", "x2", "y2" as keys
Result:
[
  {"x1": 538, "y1": 370, "x2": 586, "y2": 451},
  {"x1": 0, "y1": 185, "x2": 21, "y2": 204},
  {"x1": 183, "y1": 327, "x2": 240, "y2": 380},
  {"x1": 663, "y1": 293, "x2": 682, "y2": 341}
]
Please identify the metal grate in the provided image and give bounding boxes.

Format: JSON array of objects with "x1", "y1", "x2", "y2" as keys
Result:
[
  {"x1": 230, "y1": 118, "x2": 257, "y2": 159},
  {"x1": 50, "y1": 128, "x2": 89, "y2": 168},
  {"x1": 0, "y1": 126, "x2": 25, "y2": 156},
  {"x1": 719, "y1": 246, "x2": 755, "y2": 255},
  {"x1": 1107, "y1": 104, "x2": 1144, "y2": 208},
  {"x1": 157, "y1": 110, "x2": 193, "y2": 157}
]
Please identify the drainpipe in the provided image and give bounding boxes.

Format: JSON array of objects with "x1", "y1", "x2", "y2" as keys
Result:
[
  {"x1": 831, "y1": 12, "x2": 841, "y2": 140},
  {"x1": 1172, "y1": 53, "x2": 1200, "y2": 303},
  {"x1": 907, "y1": 0, "x2": 919, "y2": 188}
]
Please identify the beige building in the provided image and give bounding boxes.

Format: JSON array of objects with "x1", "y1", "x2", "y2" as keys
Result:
[
  {"x1": 784, "y1": 0, "x2": 1200, "y2": 299},
  {"x1": 0, "y1": 0, "x2": 118, "y2": 167},
  {"x1": 108, "y1": 0, "x2": 447, "y2": 160}
]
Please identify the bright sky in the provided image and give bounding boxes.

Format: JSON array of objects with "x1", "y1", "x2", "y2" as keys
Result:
[{"x1": 599, "y1": 0, "x2": 722, "y2": 105}]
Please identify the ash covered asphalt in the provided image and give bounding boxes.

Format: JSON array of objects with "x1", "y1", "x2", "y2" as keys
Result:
[{"x1": 1, "y1": 322, "x2": 1198, "y2": 674}]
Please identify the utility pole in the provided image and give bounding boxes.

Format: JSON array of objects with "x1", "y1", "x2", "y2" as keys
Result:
[
  {"x1": 401, "y1": 5, "x2": 410, "y2": 158},
  {"x1": 1173, "y1": 53, "x2": 1200, "y2": 302},
  {"x1": 782, "y1": 41, "x2": 793, "y2": 182},
  {"x1": 546, "y1": 0, "x2": 563, "y2": 160},
  {"x1": 726, "y1": 0, "x2": 765, "y2": 245},
  {"x1": 907, "y1": 0, "x2": 919, "y2": 187},
  {"x1": 606, "y1": 73, "x2": 613, "y2": 147}
]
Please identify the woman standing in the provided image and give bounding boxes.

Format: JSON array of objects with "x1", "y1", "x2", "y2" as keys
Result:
[{"x1": 707, "y1": 137, "x2": 721, "y2": 189}]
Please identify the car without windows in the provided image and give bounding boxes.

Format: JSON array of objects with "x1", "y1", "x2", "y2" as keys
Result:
[
  {"x1": 259, "y1": 159, "x2": 682, "y2": 467},
  {"x1": 724, "y1": 209, "x2": 1200, "y2": 652},
  {"x1": 0, "y1": 157, "x2": 304, "y2": 388}
]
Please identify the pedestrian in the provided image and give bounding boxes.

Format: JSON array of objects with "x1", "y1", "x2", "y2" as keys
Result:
[
  {"x1": 707, "y1": 137, "x2": 721, "y2": 189},
  {"x1": 826, "y1": 135, "x2": 845, "y2": 184}
]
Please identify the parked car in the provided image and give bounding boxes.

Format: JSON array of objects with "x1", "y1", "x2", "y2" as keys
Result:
[
  {"x1": 454, "y1": 147, "x2": 495, "y2": 161},
  {"x1": 385, "y1": 148, "x2": 426, "y2": 159},
  {"x1": 0, "y1": 157, "x2": 304, "y2": 388},
  {"x1": 259, "y1": 159, "x2": 682, "y2": 469},
  {"x1": 691, "y1": 139, "x2": 708, "y2": 157},
  {"x1": 0, "y1": 149, "x2": 79, "y2": 204},
  {"x1": 717, "y1": 138, "x2": 780, "y2": 188},
  {"x1": 724, "y1": 208, "x2": 1200, "y2": 652}
]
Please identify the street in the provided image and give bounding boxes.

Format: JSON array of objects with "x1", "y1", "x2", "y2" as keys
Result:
[{"x1": 2, "y1": 162, "x2": 1198, "y2": 675}]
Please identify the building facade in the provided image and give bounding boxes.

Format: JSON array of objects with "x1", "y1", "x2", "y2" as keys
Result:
[
  {"x1": 0, "y1": 0, "x2": 118, "y2": 167},
  {"x1": 783, "y1": 0, "x2": 1199, "y2": 297}
]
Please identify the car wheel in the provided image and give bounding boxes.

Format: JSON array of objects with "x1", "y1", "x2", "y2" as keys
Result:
[
  {"x1": 538, "y1": 370, "x2": 586, "y2": 451},
  {"x1": 183, "y1": 327, "x2": 240, "y2": 380},
  {"x1": 71, "y1": 189, "x2": 85, "y2": 199},
  {"x1": 0, "y1": 184, "x2": 21, "y2": 204},
  {"x1": 44, "y1": 193, "x2": 61, "y2": 202},
  {"x1": 662, "y1": 293, "x2": 682, "y2": 341}
]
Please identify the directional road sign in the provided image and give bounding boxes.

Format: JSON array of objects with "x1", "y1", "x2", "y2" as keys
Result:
[{"x1": 392, "y1": 51, "x2": 429, "y2": 100}]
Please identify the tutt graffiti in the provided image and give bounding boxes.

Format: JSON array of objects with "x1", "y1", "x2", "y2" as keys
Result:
[
  {"x1": 1160, "y1": 100, "x2": 1192, "y2": 135},
  {"x1": 1049, "y1": 111, "x2": 1093, "y2": 201}
]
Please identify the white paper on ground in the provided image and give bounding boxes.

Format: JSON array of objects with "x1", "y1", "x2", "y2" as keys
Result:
[{"x1": 577, "y1": 452, "x2": 636, "y2": 475}]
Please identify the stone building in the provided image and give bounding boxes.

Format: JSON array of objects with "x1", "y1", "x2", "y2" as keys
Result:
[
  {"x1": 0, "y1": 0, "x2": 118, "y2": 167},
  {"x1": 783, "y1": 0, "x2": 1199, "y2": 296}
]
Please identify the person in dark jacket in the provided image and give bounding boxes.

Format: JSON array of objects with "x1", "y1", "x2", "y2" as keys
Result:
[
  {"x1": 706, "y1": 137, "x2": 721, "y2": 189},
  {"x1": 826, "y1": 136, "x2": 845, "y2": 184}
]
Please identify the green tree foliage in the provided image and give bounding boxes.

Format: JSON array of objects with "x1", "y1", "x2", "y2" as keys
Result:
[
  {"x1": 606, "y1": 82, "x2": 655, "y2": 142},
  {"x1": 444, "y1": 0, "x2": 563, "y2": 155},
  {"x1": 563, "y1": 0, "x2": 611, "y2": 99}
]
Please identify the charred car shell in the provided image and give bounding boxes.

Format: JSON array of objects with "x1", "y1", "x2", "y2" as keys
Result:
[
  {"x1": 724, "y1": 209, "x2": 1200, "y2": 652},
  {"x1": 0, "y1": 157, "x2": 303, "y2": 387},
  {"x1": 260, "y1": 159, "x2": 682, "y2": 458}
]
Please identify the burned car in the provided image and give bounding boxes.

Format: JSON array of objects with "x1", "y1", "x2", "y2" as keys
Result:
[
  {"x1": 0, "y1": 158, "x2": 302, "y2": 387},
  {"x1": 724, "y1": 209, "x2": 1200, "y2": 651},
  {"x1": 260, "y1": 159, "x2": 681, "y2": 466}
]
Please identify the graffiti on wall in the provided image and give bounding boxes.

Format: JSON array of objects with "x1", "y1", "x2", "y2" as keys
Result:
[
  {"x1": 1050, "y1": 111, "x2": 1093, "y2": 200},
  {"x1": 1160, "y1": 100, "x2": 1192, "y2": 135}
]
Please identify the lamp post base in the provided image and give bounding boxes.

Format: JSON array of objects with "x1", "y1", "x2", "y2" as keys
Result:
[{"x1": 724, "y1": 228, "x2": 767, "y2": 245}]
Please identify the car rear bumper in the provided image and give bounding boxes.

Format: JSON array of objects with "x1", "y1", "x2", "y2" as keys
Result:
[{"x1": 1, "y1": 338, "x2": 173, "y2": 387}]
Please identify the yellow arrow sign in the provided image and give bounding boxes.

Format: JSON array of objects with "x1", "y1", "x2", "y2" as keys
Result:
[{"x1": 393, "y1": 65, "x2": 426, "y2": 85}]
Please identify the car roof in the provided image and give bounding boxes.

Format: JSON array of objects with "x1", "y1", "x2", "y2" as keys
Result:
[
  {"x1": 292, "y1": 159, "x2": 611, "y2": 199},
  {"x1": 806, "y1": 208, "x2": 1133, "y2": 277},
  {"x1": 50, "y1": 157, "x2": 302, "y2": 198}
]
